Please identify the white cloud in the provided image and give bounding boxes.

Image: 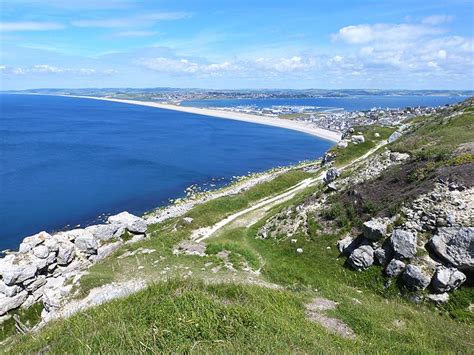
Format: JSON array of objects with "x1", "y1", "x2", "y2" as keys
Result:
[
  {"x1": 0, "y1": 64, "x2": 117, "y2": 76},
  {"x1": 421, "y1": 15, "x2": 454, "y2": 25},
  {"x1": 113, "y1": 30, "x2": 158, "y2": 37},
  {"x1": 0, "y1": 21, "x2": 65, "y2": 32},
  {"x1": 334, "y1": 22, "x2": 442, "y2": 44},
  {"x1": 136, "y1": 57, "x2": 237, "y2": 76},
  {"x1": 72, "y1": 12, "x2": 190, "y2": 28}
]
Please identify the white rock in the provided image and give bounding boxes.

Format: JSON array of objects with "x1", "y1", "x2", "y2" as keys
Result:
[
  {"x1": 19, "y1": 231, "x2": 51, "y2": 253},
  {"x1": 0, "y1": 280, "x2": 22, "y2": 297},
  {"x1": 337, "y1": 140, "x2": 348, "y2": 148},
  {"x1": 44, "y1": 238, "x2": 59, "y2": 252},
  {"x1": 402, "y1": 265, "x2": 431, "y2": 291},
  {"x1": 348, "y1": 245, "x2": 374, "y2": 270},
  {"x1": 25, "y1": 275, "x2": 47, "y2": 292},
  {"x1": 74, "y1": 232, "x2": 98, "y2": 255},
  {"x1": 390, "y1": 229, "x2": 417, "y2": 259},
  {"x1": 108, "y1": 212, "x2": 147, "y2": 234},
  {"x1": 431, "y1": 267, "x2": 466, "y2": 293},
  {"x1": 290, "y1": 239, "x2": 298, "y2": 245},
  {"x1": 85, "y1": 224, "x2": 120, "y2": 241},
  {"x1": 0, "y1": 261, "x2": 37, "y2": 286},
  {"x1": 426, "y1": 293, "x2": 450, "y2": 305},
  {"x1": 33, "y1": 245, "x2": 50, "y2": 259},
  {"x1": 385, "y1": 259, "x2": 406, "y2": 277},
  {"x1": 90, "y1": 241, "x2": 123, "y2": 262},
  {"x1": 363, "y1": 219, "x2": 387, "y2": 241},
  {"x1": 57, "y1": 241, "x2": 76, "y2": 265},
  {"x1": 296, "y1": 248, "x2": 304, "y2": 254},
  {"x1": 351, "y1": 135, "x2": 365, "y2": 144},
  {"x1": 0, "y1": 290, "x2": 28, "y2": 316}
]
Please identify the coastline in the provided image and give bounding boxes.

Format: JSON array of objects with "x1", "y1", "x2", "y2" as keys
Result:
[{"x1": 62, "y1": 95, "x2": 342, "y2": 143}]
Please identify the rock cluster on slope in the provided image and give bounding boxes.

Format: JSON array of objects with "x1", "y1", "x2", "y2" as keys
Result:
[{"x1": 0, "y1": 211, "x2": 148, "y2": 319}]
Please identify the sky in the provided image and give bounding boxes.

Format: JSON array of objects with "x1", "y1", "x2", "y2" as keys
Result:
[{"x1": 0, "y1": 0, "x2": 473, "y2": 90}]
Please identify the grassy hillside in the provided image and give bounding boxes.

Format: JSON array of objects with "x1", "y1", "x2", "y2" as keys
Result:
[{"x1": 3, "y1": 99, "x2": 473, "y2": 353}]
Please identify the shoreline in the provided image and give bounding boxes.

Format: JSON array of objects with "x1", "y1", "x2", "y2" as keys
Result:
[{"x1": 62, "y1": 95, "x2": 342, "y2": 142}]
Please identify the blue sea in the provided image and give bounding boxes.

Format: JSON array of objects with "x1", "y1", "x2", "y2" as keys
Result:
[
  {"x1": 0, "y1": 94, "x2": 332, "y2": 250},
  {"x1": 182, "y1": 95, "x2": 468, "y2": 111}
]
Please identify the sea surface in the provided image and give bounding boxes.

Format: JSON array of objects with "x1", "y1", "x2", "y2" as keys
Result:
[
  {"x1": 182, "y1": 95, "x2": 468, "y2": 111},
  {"x1": 0, "y1": 94, "x2": 332, "y2": 250}
]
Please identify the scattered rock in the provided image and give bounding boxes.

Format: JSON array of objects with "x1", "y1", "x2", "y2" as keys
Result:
[
  {"x1": 362, "y1": 219, "x2": 387, "y2": 241},
  {"x1": 388, "y1": 131, "x2": 402, "y2": 143},
  {"x1": 91, "y1": 241, "x2": 123, "y2": 262},
  {"x1": 337, "y1": 235, "x2": 354, "y2": 255},
  {"x1": 74, "y1": 232, "x2": 98, "y2": 255},
  {"x1": 374, "y1": 243, "x2": 393, "y2": 265},
  {"x1": 32, "y1": 245, "x2": 50, "y2": 259},
  {"x1": 0, "y1": 260, "x2": 37, "y2": 286},
  {"x1": 173, "y1": 240, "x2": 206, "y2": 257},
  {"x1": 0, "y1": 291, "x2": 28, "y2": 316},
  {"x1": 0, "y1": 281, "x2": 22, "y2": 297},
  {"x1": 348, "y1": 245, "x2": 374, "y2": 270},
  {"x1": 18, "y1": 231, "x2": 51, "y2": 253},
  {"x1": 182, "y1": 217, "x2": 194, "y2": 224},
  {"x1": 429, "y1": 227, "x2": 473, "y2": 272},
  {"x1": 402, "y1": 265, "x2": 431, "y2": 290},
  {"x1": 390, "y1": 229, "x2": 417, "y2": 259},
  {"x1": 431, "y1": 267, "x2": 466, "y2": 293},
  {"x1": 323, "y1": 168, "x2": 340, "y2": 185},
  {"x1": 108, "y1": 212, "x2": 147, "y2": 234},
  {"x1": 351, "y1": 135, "x2": 365, "y2": 144},
  {"x1": 385, "y1": 259, "x2": 406, "y2": 277},
  {"x1": 57, "y1": 241, "x2": 76, "y2": 265},
  {"x1": 85, "y1": 224, "x2": 119, "y2": 241},
  {"x1": 337, "y1": 140, "x2": 348, "y2": 148},
  {"x1": 426, "y1": 293, "x2": 450, "y2": 305},
  {"x1": 296, "y1": 248, "x2": 304, "y2": 254}
]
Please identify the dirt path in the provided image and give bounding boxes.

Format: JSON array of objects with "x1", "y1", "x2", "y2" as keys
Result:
[{"x1": 192, "y1": 141, "x2": 387, "y2": 242}]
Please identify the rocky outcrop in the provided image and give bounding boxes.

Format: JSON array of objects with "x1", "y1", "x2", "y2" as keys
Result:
[
  {"x1": 351, "y1": 135, "x2": 365, "y2": 144},
  {"x1": 429, "y1": 227, "x2": 473, "y2": 272},
  {"x1": 0, "y1": 211, "x2": 147, "y2": 317}
]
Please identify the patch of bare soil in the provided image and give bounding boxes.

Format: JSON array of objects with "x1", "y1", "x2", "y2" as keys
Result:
[{"x1": 305, "y1": 298, "x2": 356, "y2": 340}]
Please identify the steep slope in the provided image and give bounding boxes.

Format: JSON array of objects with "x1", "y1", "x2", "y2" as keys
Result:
[{"x1": 1, "y1": 99, "x2": 473, "y2": 353}]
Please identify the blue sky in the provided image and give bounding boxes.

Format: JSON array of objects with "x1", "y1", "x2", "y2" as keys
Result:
[{"x1": 1, "y1": 0, "x2": 473, "y2": 90}]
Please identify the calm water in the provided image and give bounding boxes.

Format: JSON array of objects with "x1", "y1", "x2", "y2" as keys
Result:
[
  {"x1": 0, "y1": 94, "x2": 332, "y2": 250},
  {"x1": 182, "y1": 95, "x2": 468, "y2": 111}
]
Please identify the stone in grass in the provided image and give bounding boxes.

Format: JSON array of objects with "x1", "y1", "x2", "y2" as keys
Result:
[
  {"x1": 390, "y1": 229, "x2": 417, "y2": 259},
  {"x1": 348, "y1": 245, "x2": 374, "y2": 270},
  {"x1": 362, "y1": 219, "x2": 387, "y2": 241},
  {"x1": 431, "y1": 267, "x2": 466, "y2": 293},
  {"x1": 402, "y1": 265, "x2": 431, "y2": 291},
  {"x1": 385, "y1": 259, "x2": 406, "y2": 277}
]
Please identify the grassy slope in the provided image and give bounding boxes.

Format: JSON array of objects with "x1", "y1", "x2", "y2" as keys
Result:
[{"x1": 5, "y1": 101, "x2": 474, "y2": 352}]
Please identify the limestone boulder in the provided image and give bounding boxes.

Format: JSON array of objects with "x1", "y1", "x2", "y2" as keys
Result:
[
  {"x1": 74, "y1": 232, "x2": 98, "y2": 255},
  {"x1": 19, "y1": 231, "x2": 52, "y2": 253},
  {"x1": 390, "y1": 229, "x2": 417, "y2": 259},
  {"x1": 108, "y1": 212, "x2": 147, "y2": 234},
  {"x1": 0, "y1": 291, "x2": 28, "y2": 316},
  {"x1": 429, "y1": 227, "x2": 473, "y2": 272},
  {"x1": 431, "y1": 267, "x2": 466, "y2": 293},
  {"x1": 85, "y1": 224, "x2": 120, "y2": 242},
  {"x1": 363, "y1": 219, "x2": 387, "y2": 241},
  {"x1": 385, "y1": 259, "x2": 406, "y2": 277},
  {"x1": 402, "y1": 265, "x2": 431, "y2": 290},
  {"x1": 348, "y1": 245, "x2": 374, "y2": 270},
  {"x1": 57, "y1": 241, "x2": 76, "y2": 265},
  {"x1": 323, "y1": 168, "x2": 340, "y2": 185}
]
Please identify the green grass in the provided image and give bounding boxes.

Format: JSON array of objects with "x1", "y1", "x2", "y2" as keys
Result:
[
  {"x1": 391, "y1": 110, "x2": 474, "y2": 163},
  {"x1": 0, "y1": 303, "x2": 43, "y2": 342},
  {"x1": 331, "y1": 125, "x2": 395, "y2": 166}
]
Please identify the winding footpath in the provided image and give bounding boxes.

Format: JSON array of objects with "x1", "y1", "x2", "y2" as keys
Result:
[{"x1": 193, "y1": 140, "x2": 388, "y2": 242}]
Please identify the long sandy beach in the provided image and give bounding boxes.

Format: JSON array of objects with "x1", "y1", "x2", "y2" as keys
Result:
[{"x1": 67, "y1": 95, "x2": 342, "y2": 142}]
